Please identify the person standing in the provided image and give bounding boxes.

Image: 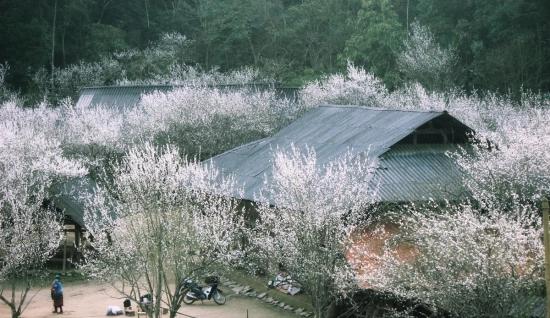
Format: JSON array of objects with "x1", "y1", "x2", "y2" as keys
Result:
[
  {"x1": 51, "y1": 274, "x2": 59, "y2": 313},
  {"x1": 51, "y1": 275, "x2": 64, "y2": 314}
]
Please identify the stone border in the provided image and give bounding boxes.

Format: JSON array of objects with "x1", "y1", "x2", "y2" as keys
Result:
[{"x1": 219, "y1": 276, "x2": 313, "y2": 317}]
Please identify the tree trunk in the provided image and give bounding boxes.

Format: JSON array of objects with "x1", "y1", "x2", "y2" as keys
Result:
[{"x1": 50, "y1": 0, "x2": 57, "y2": 93}]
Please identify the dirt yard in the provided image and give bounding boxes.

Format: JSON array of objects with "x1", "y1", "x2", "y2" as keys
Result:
[{"x1": 0, "y1": 271, "x2": 312, "y2": 318}]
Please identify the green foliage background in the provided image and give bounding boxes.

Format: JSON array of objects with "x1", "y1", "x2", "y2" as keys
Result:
[{"x1": 1, "y1": 0, "x2": 549, "y2": 96}]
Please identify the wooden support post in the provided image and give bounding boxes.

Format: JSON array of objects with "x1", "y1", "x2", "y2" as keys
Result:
[
  {"x1": 542, "y1": 197, "x2": 549, "y2": 318},
  {"x1": 63, "y1": 229, "x2": 67, "y2": 271},
  {"x1": 75, "y1": 224, "x2": 81, "y2": 248},
  {"x1": 74, "y1": 224, "x2": 81, "y2": 263}
]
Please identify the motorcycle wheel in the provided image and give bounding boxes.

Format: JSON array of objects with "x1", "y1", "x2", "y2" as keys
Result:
[
  {"x1": 182, "y1": 295, "x2": 196, "y2": 305},
  {"x1": 213, "y1": 290, "x2": 226, "y2": 305}
]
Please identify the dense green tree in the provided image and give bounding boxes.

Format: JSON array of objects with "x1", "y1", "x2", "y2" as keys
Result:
[
  {"x1": 471, "y1": 0, "x2": 550, "y2": 93},
  {"x1": 342, "y1": 0, "x2": 405, "y2": 89},
  {"x1": 0, "y1": 0, "x2": 53, "y2": 91},
  {"x1": 81, "y1": 24, "x2": 128, "y2": 61},
  {"x1": 284, "y1": 0, "x2": 361, "y2": 71},
  {"x1": 415, "y1": 0, "x2": 550, "y2": 93},
  {"x1": 389, "y1": 0, "x2": 419, "y2": 33}
]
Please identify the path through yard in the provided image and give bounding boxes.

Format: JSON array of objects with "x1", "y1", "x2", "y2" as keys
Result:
[{"x1": 0, "y1": 277, "x2": 302, "y2": 318}]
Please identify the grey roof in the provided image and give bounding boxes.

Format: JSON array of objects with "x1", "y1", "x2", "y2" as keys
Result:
[
  {"x1": 50, "y1": 177, "x2": 98, "y2": 228},
  {"x1": 50, "y1": 177, "x2": 118, "y2": 228},
  {"x1": 76, "y1": 84, "x2": 299, "y2": 110},
  {"x1": 207, "y1": 105, "x2": 472, "y2": 203},
  {"x1": 376, "y1": 144, "x2": 470, "y2": 202},
  {"x1": 76, "y1": 85, "x2": 176, "y2": 110}
]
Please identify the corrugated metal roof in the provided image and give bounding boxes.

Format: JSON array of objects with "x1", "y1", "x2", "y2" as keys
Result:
[
  {"x1": 76, "y1": 86, "x2": 176, "y2": 110},
  {"x1": 50, "y1": 177, "x2": 118, "y2": 228},
  {"x1": 50, "y1": 177, "x2": 98, "y2": 228},
  {"x1": 376, "y1": 144, "x2": 471, "y2": 202},
  {"x1": 208, "y1": 105, "x2": 471, "y2": 203},
  {"x1": 76, "y1": 84, "x2": 300, "y2": 110}
]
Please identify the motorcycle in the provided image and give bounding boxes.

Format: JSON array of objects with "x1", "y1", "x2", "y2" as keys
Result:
[{"x1": 182, "y1": 276, "x2": 226, "y2": 305}]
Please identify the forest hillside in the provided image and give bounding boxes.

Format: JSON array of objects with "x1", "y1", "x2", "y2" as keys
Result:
[{"x1": 1, "y1": 0, "x2": 549, "y2": 101}]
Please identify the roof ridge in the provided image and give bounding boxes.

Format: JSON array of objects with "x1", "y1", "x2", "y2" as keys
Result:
[
  {"x1": 318, "y1": 104, "x2": 445, "y2": 114},
  {"x1": 82, "y1": 83, "x2": 282, "y2": 89},
  {"x1": 82, "y1": 85, "x2": 178, "y2": 89},
  {"x1": 207, "y1": 137, "x2": 273, "y2": 162}
]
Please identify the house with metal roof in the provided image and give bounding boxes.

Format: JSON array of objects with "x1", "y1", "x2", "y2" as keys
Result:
[
  {"x1": 50, "y1": 177, "x2": 102, "y2": 230},
  {"x1": 76, "y1": 84, "x2": 299, "y2": 110},
  {"x1": 76, "y1": 85, "x2": 176, "y2": 110},
  {"x1": 46, "y1": 177, "x2": 96, "y2": 269},
  {"x1": 48, "y1": 176, "x2": 118, "y2": 269},
  {"x1": 207, "y1": 105, "x2": 473, "y2": 205}
]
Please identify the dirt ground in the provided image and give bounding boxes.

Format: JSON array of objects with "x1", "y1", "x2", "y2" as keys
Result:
[{"x1": 0, "y1": 271, "x2": 312, "y2": 318}]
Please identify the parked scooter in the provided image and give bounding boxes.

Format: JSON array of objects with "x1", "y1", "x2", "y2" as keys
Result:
[{"x1": 182, "y1": 276, "x2": 226, "y2": 305}]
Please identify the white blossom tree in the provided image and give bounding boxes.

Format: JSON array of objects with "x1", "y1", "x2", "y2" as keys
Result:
[
  {"x1": 0, "y1": 63, "x2": 21, "y2": 105},
  {"x1": 53, "y1": 80, "x2": 302, "y2": 167},
  {"x1": 300, "y1": 63, "x2": 388, "y2": 109},
  {"x1": 397, "y1": 22, "x2": 459, "y2": 92},
  {"x1": 80, "y1": 142, "x2": 245, "y2": 318},
  {"x1": 301, "y1": 65, "x2": 550, "y2": 209},
  {"x1": 452, "y1": 93, "x2": 550, "y2": 212},
  {"x1": 29, "y1": 32, "x2": 273, "y2": 105},
  {"x1": 252, "y1": 145, "x2": 378, "y2": 318},
  {"x1": 54, "y1": 98, "x2": 139, "y2": 185},
  {"x1": 0, "y1": 102, "x2": 86, "y2": 318},
  {"x1": 299, "y1": 66, "x2": 549, "y2": 316},
  {"x1": 356, "y1": 202, "x2": 544, "y2": 317},
  {"x1": 135, "y1": 85, "x2": 302, "y2": 159}
]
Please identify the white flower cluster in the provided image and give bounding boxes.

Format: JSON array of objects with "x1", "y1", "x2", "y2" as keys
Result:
[
  {"x1": 31, "y1": 57, "x2": 119, "y2": 102},
  {"x1": 355, "y1": 202, "x2": 543, "y2": 317},
  {"x1": 0, "y1": 63, "x2": 20, "y2": 105},
  {"x1": 2, "y1": 56, "x2": 548, "y2": 316},
  {"x1": 252, "y1": 145, "x2": 377, "y2": 318},
  {"x1": 0, "y1": 100, "x2": 86, "y2": 313},
  {"x1": 300, "y1": 65, "x2": 548, "y2": 316},
  {"x1": 79, "y1": 142, "x2": 244, "y2": 315},
  {"x1": 300, "y1": 62, "x2": 388, "y2": 108},
  {"x1": 397, "y1": 22, "x2": 458, "y2": 91}
]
